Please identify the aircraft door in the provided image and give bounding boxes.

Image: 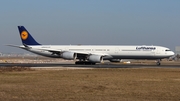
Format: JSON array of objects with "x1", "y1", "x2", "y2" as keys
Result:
[
  {"x1": 115, "y1": 47, "x2": 120, "y2": 54},
  {"x1": 154, "y1": 49, "x2": 160, "y2": 56},
  {"x1": 151, "y1": 49, "x2": 155, "y2": 56}
]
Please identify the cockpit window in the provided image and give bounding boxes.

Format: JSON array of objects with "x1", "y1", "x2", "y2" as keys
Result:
[{"x1": 165, "y1": 49, "x2": 171, "y2": 51}]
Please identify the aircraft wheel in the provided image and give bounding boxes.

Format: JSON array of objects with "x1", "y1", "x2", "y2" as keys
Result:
[
  {"x1": 156, "y1": 59, "x2": 161, "y2": 66},
  {"x1": 156, "y1": 62, "x2": 161, "y2": 66},
  {"x1": 75, "y1": 61, "x2": 96, "y2": 65}
]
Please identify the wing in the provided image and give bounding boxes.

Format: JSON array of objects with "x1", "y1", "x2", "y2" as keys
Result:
[{"x1": 38, "y1": 48, "x2": 110, "y2": 57}]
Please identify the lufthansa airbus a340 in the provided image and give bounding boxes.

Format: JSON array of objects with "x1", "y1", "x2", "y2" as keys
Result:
[{"x1": 8, "y1": 26, "x2": 174, "y2": 65}]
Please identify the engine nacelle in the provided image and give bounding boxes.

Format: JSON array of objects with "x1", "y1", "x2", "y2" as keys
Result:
[
  {"x1": 61, "y1": 52, "x2": 77, "y2": 60},
  {"x1": 89, "y1": 55, "x2": 103, "y2": 63}
]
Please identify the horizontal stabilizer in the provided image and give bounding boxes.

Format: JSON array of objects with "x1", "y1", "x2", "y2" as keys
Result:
[{"x1": 6, "y1": 44, "x2": 27, "y2": 49}]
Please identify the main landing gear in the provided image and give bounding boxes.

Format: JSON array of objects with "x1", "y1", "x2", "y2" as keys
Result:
[
  {"x1": 75, "y1": 61, "x2": 96, "y2": 65},
  {"x1": 156, "y1": 59, "x2": 161, "y2": 66}
]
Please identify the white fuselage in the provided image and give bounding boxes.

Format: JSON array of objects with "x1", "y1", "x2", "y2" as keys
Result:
[{"x1": 21, "y1": 45, "x2": 174, "y2": 60}]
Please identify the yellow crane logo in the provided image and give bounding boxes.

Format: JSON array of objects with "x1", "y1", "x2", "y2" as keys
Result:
[{"x1": 21, "y1": 31, "x2": 28, "y2": 40}]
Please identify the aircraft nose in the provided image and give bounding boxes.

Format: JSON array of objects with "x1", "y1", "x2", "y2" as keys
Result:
[{"x1": 170, "y1": 51, "x2": 175, "y2": 56}]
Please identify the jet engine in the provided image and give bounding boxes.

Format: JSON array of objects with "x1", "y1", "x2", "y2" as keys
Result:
[
  {"x1": 61, "y1": 52, "x2": 77, "y2": 60},
  {"x1": 88, "y1": 55, "x2": 103, "y2": 63}
]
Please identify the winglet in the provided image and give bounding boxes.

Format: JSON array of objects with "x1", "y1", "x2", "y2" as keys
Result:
[{"x1": 18, "y1": 26, "x2": 41, "y2": 45}]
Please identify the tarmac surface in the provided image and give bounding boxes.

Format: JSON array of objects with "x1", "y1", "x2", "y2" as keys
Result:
[
  {"x1": 0, "y1": 62, "x2": 180, "y2": 68},
  {"x1": 0, "y1": 56, "x2": 179, "y2": 68}
]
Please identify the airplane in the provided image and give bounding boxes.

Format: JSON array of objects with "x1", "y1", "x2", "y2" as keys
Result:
[{"x1": 7, "y1": 26, "x2": 175, "y2": 65}]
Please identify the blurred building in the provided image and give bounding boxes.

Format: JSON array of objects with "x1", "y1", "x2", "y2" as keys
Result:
[
  {"x1": 174, "y1": 46, "x2": 180, "y2": 61},
  {"x1": 175, "y1": 46, "x2": 180, "y2": 55}
]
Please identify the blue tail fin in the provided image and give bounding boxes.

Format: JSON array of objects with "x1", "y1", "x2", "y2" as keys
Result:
[{"x1": 18, "y1": 26, "x2": 40, "y2": 45}]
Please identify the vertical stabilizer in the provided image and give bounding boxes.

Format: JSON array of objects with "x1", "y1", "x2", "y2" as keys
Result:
[{"x1": 18, "y1": 26, "x2": 41, "y2": 45}]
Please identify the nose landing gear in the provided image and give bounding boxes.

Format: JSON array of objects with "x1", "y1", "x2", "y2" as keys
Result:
[{"x1": 156, "y1": 59, "x2": 161, "y2": 66}]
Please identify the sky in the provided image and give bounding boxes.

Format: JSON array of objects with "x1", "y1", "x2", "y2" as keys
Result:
[{"x1": 0, "y1": 0, "x2": 180, "y2": 53}]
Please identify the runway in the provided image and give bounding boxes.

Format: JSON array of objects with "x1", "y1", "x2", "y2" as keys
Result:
[{"x1": 0, "y1": 62, "x2": 180, "y2": 68}]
